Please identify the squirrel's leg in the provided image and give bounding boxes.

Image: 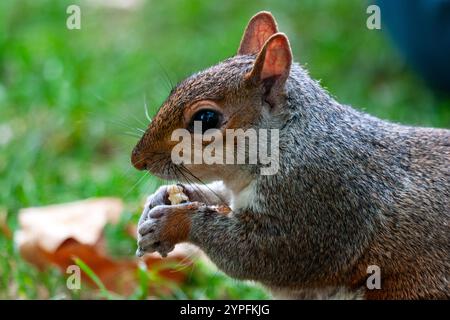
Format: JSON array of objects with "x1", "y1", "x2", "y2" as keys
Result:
[
  {"x1": 137, "y1": 202, "x2": 284, "y2": 282},
  {"x1": 189, "y1": 206, "x2": 283, "y2": 281},
  {"x1": 138, "y1": 181, "x2": 230, "y2": 227}
]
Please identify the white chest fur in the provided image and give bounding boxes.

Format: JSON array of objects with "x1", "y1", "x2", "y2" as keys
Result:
[{"x1": 230, "y1": 180, "x2": 258, "y2": 211}]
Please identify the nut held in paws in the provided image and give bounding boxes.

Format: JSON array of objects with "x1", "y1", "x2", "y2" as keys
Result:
[{"x1": 167, "y1": 185, "x2": 189, "y2": 205}]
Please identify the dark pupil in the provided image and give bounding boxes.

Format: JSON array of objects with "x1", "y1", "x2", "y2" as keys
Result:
[{"x1": 193, "y1": 110, "x2": 219, "y2": 133}]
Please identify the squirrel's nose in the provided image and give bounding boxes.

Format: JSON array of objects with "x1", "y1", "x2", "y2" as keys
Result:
[{"x1": 131, "y1": 148, "x2": 147, "y2": 171}]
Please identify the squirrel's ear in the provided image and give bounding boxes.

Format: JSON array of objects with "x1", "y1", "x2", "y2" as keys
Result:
[
  {"x1": 246, "y1": 33, "x2": 292, "y2": 106},
  {"x1": 238, "y1": 11, "x2": 278, "y2": 55}
]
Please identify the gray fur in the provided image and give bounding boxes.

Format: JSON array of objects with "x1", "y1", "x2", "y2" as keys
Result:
[
  {"x1": 133, "y1": 53, "x2": 450, "y2": 299},
  {"x1": 186, "y1": 57, "x2": 450, "y2": 299}
]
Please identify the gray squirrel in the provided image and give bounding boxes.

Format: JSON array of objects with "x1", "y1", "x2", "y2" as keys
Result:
[{"x1": 131, "y1": 12, "x2": 450, "y2": 299}]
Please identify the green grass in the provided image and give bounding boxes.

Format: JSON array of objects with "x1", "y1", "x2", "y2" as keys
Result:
[{"x1": 0, "y1": 0, "x2": 448, "y2": 299}]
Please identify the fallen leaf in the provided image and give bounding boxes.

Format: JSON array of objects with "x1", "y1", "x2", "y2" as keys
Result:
[
  {"x1": 15, "y1": 198, "x2": 197, "y2": 297},
  {"x1": 16, "y1": 198, "x2": 123, "y2": 253}
]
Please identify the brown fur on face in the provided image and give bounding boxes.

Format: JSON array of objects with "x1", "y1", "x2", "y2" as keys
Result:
[
  {"x1": 131, "y1": 15, "x2": 292, "y2": 184},
  {"x1": 131, "y1": 55, "x2": 269, "y2": 182}
]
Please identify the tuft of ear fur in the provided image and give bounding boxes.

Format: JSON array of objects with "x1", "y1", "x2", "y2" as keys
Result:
[
  {"x1": 246, "y1": 33, "x2": 292, "y2": 107},
  {"x1": 238, "y1": 11, "x2": 278, "y2": 55}
]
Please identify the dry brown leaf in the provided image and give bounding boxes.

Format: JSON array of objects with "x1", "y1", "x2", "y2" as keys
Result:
[
  {"x1": 14, "y1": 198, "x2": 196, "y2": 296},
  {"x1": 16, "y1": 198, "x2": 123, "y2": 253}
]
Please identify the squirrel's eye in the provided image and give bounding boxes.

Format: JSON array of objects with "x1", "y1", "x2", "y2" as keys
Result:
[{"x1": 191, "y1": 109, "x2": 220, "y2": 133}]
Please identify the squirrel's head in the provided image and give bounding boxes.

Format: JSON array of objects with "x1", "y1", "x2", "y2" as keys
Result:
[{"x1": 131, "y1": 11, "x2": 292, "y2": 187}]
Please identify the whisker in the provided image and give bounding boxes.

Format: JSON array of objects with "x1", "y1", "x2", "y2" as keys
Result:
[
  {"x1": 179, "y1": 165, "x2": 226, "y2": 204},
  {"x1": 122, "y1": 131, "x2": 142, "y2": 138},
  {"x1": 144, "y1": 95, "x2": 152, "y2": 122},
  {"x1": 107, "y1": 119, "x2": 141, "y2": 131},
  {"x1": 175, "y1": 166, "x2": 210, "y2": 204},
  {"x1": 124, "y1": 171, "x2": 149, "y2": 197},
  {"x1": 131, "y1": 115, "x2": 148, "y2": 129},
  {"x1": 155, "y1": 59, "x2": 175, "y2": 91},
  {"x1": 120, "y1": 155, "x2": 151, "y2": 179}
]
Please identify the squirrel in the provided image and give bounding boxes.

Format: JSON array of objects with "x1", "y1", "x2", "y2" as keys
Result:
[{"x1": 131, "y1": 11, "x2": 450, "y2": 299}]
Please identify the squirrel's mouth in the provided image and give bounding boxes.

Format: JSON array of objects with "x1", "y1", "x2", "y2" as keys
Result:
[
  {"x1": 131, "y1": 146, "x2": 175, "y2": 178},
  {"x1": 139, "y1": 156, "x2": 177, "y2": 181}
]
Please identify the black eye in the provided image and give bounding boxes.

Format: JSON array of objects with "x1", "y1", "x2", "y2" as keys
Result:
[{"x1": 191, "y1": 109, "x2": 220, "y2": 133}]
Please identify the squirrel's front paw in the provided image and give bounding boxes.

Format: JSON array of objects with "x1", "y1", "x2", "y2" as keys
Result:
[{"x1": 136, "y1": 202, "x2": 201, "y2": 258}]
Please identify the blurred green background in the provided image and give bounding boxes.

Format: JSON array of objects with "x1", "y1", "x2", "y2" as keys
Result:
[{"x1": 0, "y1": 0, "x2": 449, "y2": 299}]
